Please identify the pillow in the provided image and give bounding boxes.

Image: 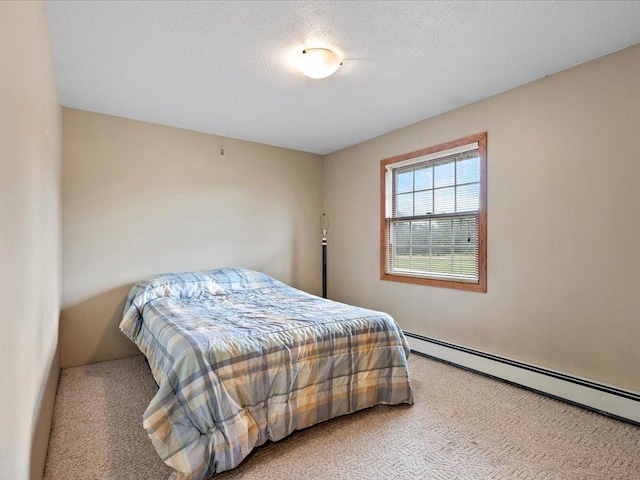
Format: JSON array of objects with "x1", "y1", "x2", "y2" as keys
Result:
[
  {"x1": 204, "y1": 267, "x2": 282, "y2": 291},
  {"x1": 120, "y1": 271, "x2": 226, "y2": 341}
]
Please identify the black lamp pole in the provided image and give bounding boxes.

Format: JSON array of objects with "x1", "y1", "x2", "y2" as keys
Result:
[{"x1": 321, "y1": 213, "x2": 329, "y2": 298}]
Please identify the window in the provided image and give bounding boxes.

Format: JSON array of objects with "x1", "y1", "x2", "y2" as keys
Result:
[{"x1": 380, "y1": 132, "x2": 487, "y2": 292}]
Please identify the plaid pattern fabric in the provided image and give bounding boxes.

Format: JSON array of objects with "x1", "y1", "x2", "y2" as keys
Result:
[{"x1": 120, "y1": 268, "x2": 414, "y2": 480}]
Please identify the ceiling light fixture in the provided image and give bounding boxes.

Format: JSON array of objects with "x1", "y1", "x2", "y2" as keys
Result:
[{"x1": 296, "y1": 48, "x2": 342, "y2": 79}]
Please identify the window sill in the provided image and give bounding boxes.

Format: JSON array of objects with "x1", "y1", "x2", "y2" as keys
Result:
[{"x1": 380, "y1": 272, "x2": 486, "y2": 292}]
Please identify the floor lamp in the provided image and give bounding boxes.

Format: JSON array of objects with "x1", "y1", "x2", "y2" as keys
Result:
[{"x1": 320, "y1": 213, "x2": 329, "y2": 298}]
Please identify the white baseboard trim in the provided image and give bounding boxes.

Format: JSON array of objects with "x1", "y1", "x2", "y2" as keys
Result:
[{"x1": 405, "y1": 332, "x2": 640, "y2": 425}]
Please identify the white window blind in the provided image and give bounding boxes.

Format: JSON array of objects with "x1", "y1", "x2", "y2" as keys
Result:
[{"x1": 385, "y1": 142, "x2": 480, "y2": 283}]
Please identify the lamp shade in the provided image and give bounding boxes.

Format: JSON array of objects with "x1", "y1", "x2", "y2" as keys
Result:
[{"x1": 296, "y1": 48, "x2": 342, "y2": 79}]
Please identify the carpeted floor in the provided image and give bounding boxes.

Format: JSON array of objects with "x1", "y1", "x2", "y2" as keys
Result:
[{"x1": 44, "y1": 354, "x2": 640, "y2": 480}]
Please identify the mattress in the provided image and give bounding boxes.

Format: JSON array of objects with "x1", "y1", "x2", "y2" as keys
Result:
[{"x1": 120, "y1": 267, "x2": 414, "y2": 479}]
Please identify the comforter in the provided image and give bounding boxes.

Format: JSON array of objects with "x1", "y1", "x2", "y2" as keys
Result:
[{"x1": 120, "y1": 268, "x2": 413, "y2": 479}]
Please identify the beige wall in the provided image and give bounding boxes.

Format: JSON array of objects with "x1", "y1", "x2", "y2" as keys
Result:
[
  {"x1": 0, "y1": 2, "x2": 62, "y2": 478},
  {"x1": 324, "y1": 44, "x2": 640, "y2": 392},
  {"x1": 61, "y1": 108, "x2": 323, "y2": 367}
]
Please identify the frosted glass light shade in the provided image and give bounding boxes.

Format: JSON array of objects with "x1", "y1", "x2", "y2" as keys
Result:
[{"x1": 296, "y1": 48, "x2": 342, "y2": 79}]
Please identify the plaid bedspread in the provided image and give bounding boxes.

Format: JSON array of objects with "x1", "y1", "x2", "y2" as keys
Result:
[{"x1": 120, "y1": 268, "x2": 414, "y2": 480}]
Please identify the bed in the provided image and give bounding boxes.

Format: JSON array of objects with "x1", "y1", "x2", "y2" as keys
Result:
[{"x1": 120, "y1": 267, "x2": 414, "y2": 480}]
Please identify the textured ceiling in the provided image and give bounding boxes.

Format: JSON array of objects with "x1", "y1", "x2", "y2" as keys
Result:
[{"x1": 46, "y1": 1, "x2": 640, "y2": 155}]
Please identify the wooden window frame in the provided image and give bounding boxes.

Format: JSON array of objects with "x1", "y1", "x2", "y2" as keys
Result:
[{"x1": 380, "y1": 132, "x2": 487, "y2": 292}]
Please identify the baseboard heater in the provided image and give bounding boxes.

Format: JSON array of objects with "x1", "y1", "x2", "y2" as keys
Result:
[{"x1": 404, "y1": 331, "x2": 640, "y2": 425}]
